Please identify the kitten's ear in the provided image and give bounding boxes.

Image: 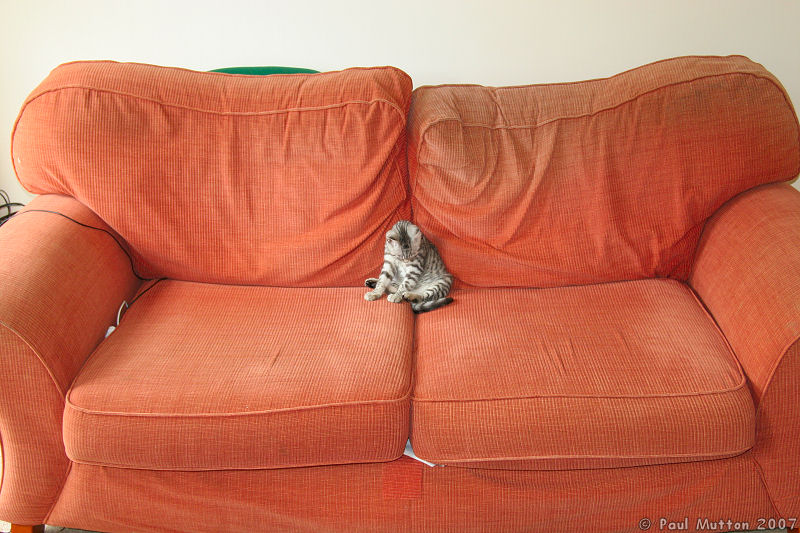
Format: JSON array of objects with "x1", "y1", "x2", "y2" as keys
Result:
[{"x1": 411, "y1": 228, "x2": 423, "y2": 249}]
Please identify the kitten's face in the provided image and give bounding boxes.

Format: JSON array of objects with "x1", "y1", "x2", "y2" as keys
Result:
[{"x1": 386, "y1": 221, "x2": 422, "y2": 262}]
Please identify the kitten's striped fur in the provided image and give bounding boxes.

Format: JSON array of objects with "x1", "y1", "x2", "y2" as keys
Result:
[{"x1": 364, "y1": 220, "x2": 453, "y2": 313}]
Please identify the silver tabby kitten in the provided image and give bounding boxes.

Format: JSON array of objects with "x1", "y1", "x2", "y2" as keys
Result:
[{"x1": 364, "y1": 220, "x2": 453, "y2": 313}]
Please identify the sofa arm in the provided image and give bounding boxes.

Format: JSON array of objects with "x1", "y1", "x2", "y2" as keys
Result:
[
  {"x1": 0, "y1": 194, "x2": 140, "y2": 524},
  {"x1": 690, "y1": 182, "x2": 800, "y2": 517}
]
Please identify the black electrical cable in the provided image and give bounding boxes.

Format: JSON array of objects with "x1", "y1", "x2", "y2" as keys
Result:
[
  {"x1": 0, "y1": 189, "x2": 25, "y2": 226},
  {"x1": 128, "y1": 277, "x2": 167, "y2": 306},
  {"x1": 3, "y1": 200, "x2": 172, "y2": 330},
  {"x1": 8, "y1": 208, "x2": 151, "y2": 281}
]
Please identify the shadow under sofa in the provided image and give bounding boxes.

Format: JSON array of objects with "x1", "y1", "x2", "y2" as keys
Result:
[{"x1": 0, "y1": 55, "x2": 799, "y2": 533}]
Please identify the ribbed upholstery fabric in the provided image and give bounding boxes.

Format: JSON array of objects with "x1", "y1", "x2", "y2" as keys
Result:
[
  {"x1": 0, "y1": 333, "x2": 69, "y2": 524},
  {"x1": 64, "y1": 281, "x2": 414, "y2": 470},
  {"x1": 3, "y1": 55, "x2": 800, "y2": 532},
  {"x1": 11, "y1": 61, "x2": 413, "y2": 286},
  {"x1": 46, "y1": 454, "x2": 776, "y2": 533},
  {"x1": 0, "y1": 195, "x2": 140, "y2": 524},
  {"x1": 690, "y1": 183, "x2": 800, "y2": 517},
  {"x1": 691, "y1": 184, "x2": 800, "y2": 402},
  {"x1": 412, "y1": 279, "x2": 755, "y2": 468},
  {"x1": 754, "y1": 342, "x2": 800, "y2": 518},
  {"x1": 0, "y1": 195, "x2": 141, "y2": 394},
  {"x1": 408, "y1": 55, "x2": 800, "y2": 288}
]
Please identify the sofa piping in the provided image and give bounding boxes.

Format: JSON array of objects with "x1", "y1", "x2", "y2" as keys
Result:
[
  {"x1": 11, "y1": 88, "x2": 407, "y2": 195},
  {"x1": 414, "y1": 445, "x2": 754, "y2": 466},
  {"x1": 22, "y1": 86, "x2": 406, "y2": 119},
  {"x1": 414, "y1": 71, "x2": 800, "y2": 183},
  {"x1": 414, "y1": 54, "x2": 754, "y2": 91},
  {"x1": 65, "y1": 384, "x2": 413, "y2": 418},
  {"x1": 410, "y1": 375, "x2": 748, "y2": 402},
  {"x1": 66, "y1": 447, "x2": 409, "y2": 472}
]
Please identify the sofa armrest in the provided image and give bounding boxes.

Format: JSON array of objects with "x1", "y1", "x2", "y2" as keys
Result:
[
  {"x1": 690, "y1": 183, "x2": 800, "y2": 403},
  {"x1": 690, "y1": 182, "x2": 800, "y2": 517},
  {"x1": 0, "y1": 194, "x2": 140, "y2": 523}
]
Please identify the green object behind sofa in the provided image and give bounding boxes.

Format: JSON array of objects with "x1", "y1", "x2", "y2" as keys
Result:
[{"x1": 210, "y1": 66, "x2": 319, "y2": 75}]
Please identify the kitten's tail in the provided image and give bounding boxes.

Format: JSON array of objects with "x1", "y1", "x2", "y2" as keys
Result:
[{"x1": 412, "y1": 297, "x2": 454, "y2": 314}]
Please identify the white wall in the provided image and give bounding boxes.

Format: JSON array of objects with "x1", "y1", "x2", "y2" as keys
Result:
[{"x1": 1, "y1": 0, "x2": 799, "y2": 201}]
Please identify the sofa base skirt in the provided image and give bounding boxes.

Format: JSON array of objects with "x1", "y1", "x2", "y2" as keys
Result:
[{"x1": 47, "y1": 452, "x2": 781, "y2": 533}]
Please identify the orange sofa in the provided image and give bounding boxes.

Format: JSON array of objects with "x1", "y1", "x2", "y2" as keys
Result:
[{"x1": 1, "y1": 55, "x2": 798, "y2": 533}]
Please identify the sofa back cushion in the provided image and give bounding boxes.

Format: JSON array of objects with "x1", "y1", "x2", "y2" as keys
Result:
[
  {"x1": 13, "y1": 61, "x2": 412, "y2": 286},
  {"x1": 408, "y1": 55, "x2": 800, "y2": 288}
]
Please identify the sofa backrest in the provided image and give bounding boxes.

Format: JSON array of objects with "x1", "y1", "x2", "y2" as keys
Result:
[
  {"x1": 13, "y1": 61, "x2": 412, "y2": 286},
  {"x1": 408, "y1": 55, "x2": 800, "y2": 288}
]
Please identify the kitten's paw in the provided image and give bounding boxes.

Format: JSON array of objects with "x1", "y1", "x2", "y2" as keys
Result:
[
  {"x1": 403, "y1": 292, "x2": 423, "y2": 302},
  {"x1": 364, "y1": 291, "x2": 381, "y2": 301},
  {"x1": 364, "y1": 278, "x2": 378, "y2": 289},
  {"x1": 387, "y1": 292, "x2": 404, "y2": 303}
]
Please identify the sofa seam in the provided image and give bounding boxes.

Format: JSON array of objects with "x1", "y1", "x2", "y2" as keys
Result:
[
  {"x1": 756, "y1": 334, "x2": 799, "y2": 411},
  {"x1": 66, "y1": 450, "x2": 407, "y2": 472},
  {"x1": 20, "y1": 85, "x2": 406, "y2": 119},
  {"x1": 411, "y1": 367, "x2": 748, "y2": 402},
  {"x1": 0, "y1": 325, "x2": 72, "y2": 523},
  {"x1": 12, "y1": 89, "x2": 407, "y2": 193},
  {"x1": 43, "y1": 460, "x2": 72, "y2": 525},
  {"x1": 0, "y1": 320, "x2": 66, "y2": 398},
  {"x1": 413, "y1": 54, "x2": 753, "y2": 91},
  {"x1": 418, "y1": 70, "x2": 786, "y2": 131},
  {"x1": 0, "y1": 424, "x2": 4, "y2": 499},
  {"x1": 685, "y1": 282, "x2": 750, "y2": 388},
  {"x1": 65, "y1": 389, "x2": 413, "y2": 418},
  {"x1": 416, "y1": 445, "x2": 754, "y2": 465},
  {"x1": 747, "y1": 336, "x2": 798, "y2": 517},
  {"x1": 750, "y1": 453, "x2": 784, "y2": 517}
]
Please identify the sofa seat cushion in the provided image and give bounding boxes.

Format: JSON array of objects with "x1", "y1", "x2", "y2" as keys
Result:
[
  {"x1": 64, "y1": 281, "x2": 413, "y2": 471},
  {"x1": 411, "y1": 279, "x2": 755, "y2": 470}
]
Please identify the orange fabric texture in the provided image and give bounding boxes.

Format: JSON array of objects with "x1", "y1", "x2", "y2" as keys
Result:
[
  {"x1": 412, "y1": 279, "x2": 755, "y2": 468},
  {"x1": 408, "y1": 55, "x2": 800, "y2": 288},
  {"x1": 12, "y1": 61, "x2": 413, "y2": 286},
  {"x1": 690, "y1": 183, "x2": 800, "y2": 402},
  {"x1": 754, "y1": 342, "x2": 800, "y2": 519},
  {"x1": 2, "y1": 55, "x2": 800, "y2": 532},
  {"x1": 690, "y1": 183, "x2": 800, "y2": 517},
  {"x1": 64, "y1": 281, "x2": 413, "y2": 470},
  {"x1": 0, "y1": 195, "x2": 140, "y2": 523},
  {"x1": 46, "y1": 454, "x2": 778, "y2": 533}
]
